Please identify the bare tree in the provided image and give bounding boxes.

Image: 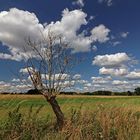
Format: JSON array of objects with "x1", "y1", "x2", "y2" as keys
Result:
[{"x1": 23, "y1": 32, "x2": 77, "y2": 130}]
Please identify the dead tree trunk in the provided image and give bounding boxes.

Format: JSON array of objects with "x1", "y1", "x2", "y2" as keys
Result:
[{"x1": 45, "y1": 95, "x2": 64, "y2": 130}]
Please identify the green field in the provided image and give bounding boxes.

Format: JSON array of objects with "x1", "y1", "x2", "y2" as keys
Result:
[
  {"x1": 1, "y1": 95, "x2": 140, "y2": 120},
  {"x1": 1, "y1": 95, "x2": 140, "y2": 140}
]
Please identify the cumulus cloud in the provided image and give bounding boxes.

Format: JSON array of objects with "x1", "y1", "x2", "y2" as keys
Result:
[
  {"x1": 0, "y1": 8, "x2": 43, "y2": 47},
  {"x1": 79, "y1": 76, "x2": 140, "y2": 92},
  {"x1": 72, "y1": 0, "x2": 84, "y2": 7},
  {"x1": 12, "y1": 78, "x2": 20, "y2": 82},
  {"x1": 126, "y1": 71, "x2": 140, "y2": 80},
  {"x1": 0, "y1": 53, "x2": 14, "y2": 60},
  {"x1": 92, "y1": 52, "x2": 139, "y2": 91},
  {"x1": 91, "y1": 76, "x2": 112, "y2": 84},
  {"x1": 0, "y1": 8, "x2": 44, "y2": 60},
  {"x1": 45, "y1": 8, "x2": 97, "y2": 53},
  {"x1": 99, "y1": 67, "x2": 128, "y2": 76},
  {"x1": 84, "y1": 83, "x2": 92, "y2": 87},
  {"x1": 91, "y1": 24, "x2": 110, "y2": 43},
  {"x1": 93, "y1": 53, "x2": 130, "y2": 67},
  {"x1": 112, "y1": 80, "x2": 128, "y2": 85},
  {"x1": 0, "y1": 80, "x2": 29, "y2": 93},
  {"x1": 41, "y1": 73, "x2": 70, "y2": 81},
  {"x1": 0, "y1": 82, "x2": 11, "y2": 92},
  {"x1": 78, "y1": 79, "x2": 88, "y2": 84},
  {"x1": 0, "y1": 8, "x2": 111, "y2": 59},
  {"x1": 59, "y1": 80, "x2": 76, "y2": 88},
  {"x1": 0, "y1": 81, "x2": 5, "y2": 84}
]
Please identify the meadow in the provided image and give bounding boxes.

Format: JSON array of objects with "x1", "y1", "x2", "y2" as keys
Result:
[{"x1": 0, "y1": 94, "x2": 140, "y2": 140}]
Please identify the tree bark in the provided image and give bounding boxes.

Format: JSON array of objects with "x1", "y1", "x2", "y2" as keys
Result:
[{"x1": 46, "y1": 96, "x2": 64, "y2": 130}]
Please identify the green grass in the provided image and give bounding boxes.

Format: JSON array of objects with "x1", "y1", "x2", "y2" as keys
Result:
[
  {"x1": 0, "y1": 94, "x2": 140, "y2": 122},
  {"x1": 1, "y1": 95, "x2": 140, "y2": 139},
  {"x1": 1, "y1": 95, "x2": 140, "y2": 104},
  {"x1": 1, "y1": 95, "x2": 140, "y2": 108}
]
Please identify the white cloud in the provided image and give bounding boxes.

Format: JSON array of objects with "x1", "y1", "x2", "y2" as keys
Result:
[
  {"x1": 84, "y1": 83, "x2": 92, "y2": 87},
  {"x1": 54, "y1": 74, "x2": 70, "y2": 81},
  {"x1": 99, "y1": 67, "x2": 128, "y2": 76},
  {"x1": 0, "y1": 81, "x2": 5, "y2": 85},
  {"x1": 77, "y1": 78, "x2": 140, "y2": 92},
  {"x1": 0, "y1": 82, "x2": 11, "y2": 92},
  {"x1": 72, "y1": 0, "x2": 84, "y2": 7},
  {"x1": 89, "y1": 16, "x2": 95, "y2": 21},
  {"x1": 132, "y1": 82, "x2": 140, "y2": 88},
  {"x1": 91, "y1": 76, "x2": 111, "y2": 84},
  {"x1": 0, "y1": 51, "x2": 28, "y2": 61},
  {"x1": 61, "y1": 80, "x2": 76, "y2": 87},
  {"x1": 92, "y1": 45, "x2": 97, "y2": 51},
  {"x1": 93, "y1": 53, "x2": 130, "y2": 67},
  {"x1": 112, "y1": 80, "x2": 128, "y2": 85},
  {"x1": 112, "y1": 41, "x2": 121, "y2": 46},
  {"x1": 0, "y1": 8, "x2": 111, "y2": 60},
  {"x1": 12, "y1": 78, "x2": 20, "y2": 82},
  {"x1": 121, "y1": 32, "x2": 129, "y2": 38},
  {"x1": 15, "y1": 84, "x2": 30, "y2": 90},
  {"x1": 78, "y1": 79, "x2": 88, "y2": 84},
  {"x1": 44, "y1": 8, "x2": 92, "y2": 53},
  {"x1": 126, "y1": 71, "x2": 140, "y2": 80},
  {"x1": 20, "y1": 67, "x2": 35, "y2": 74},
  {"x1": 41, "y1": 73, "x2": 70, "y2": 81},
  {"x1": 106, "y1": 0, "x2": 113, "y2": 6},
  {"x1": 0, "y1": 53, "x2": 14, "y2": 60},
  {"x1": 91, "y1": 24, "x2": 110, "y2": 43},
  {"x1": 73, "y1": 74, "x2": 81, "y2": 80},
  {"x1": 98, "y1": 0, "x2": 113, "y2": 6},
  {"x1": 44, "y1": 9, "x2": 110, "y2": 53},
  {"x1": 0, "y1": 81, "x2": 31, "y2": 92},
  {"x1": 0, "y1": 8, "x2": 44, "y2": 61}
]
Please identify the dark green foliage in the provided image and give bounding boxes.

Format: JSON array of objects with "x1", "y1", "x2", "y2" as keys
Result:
[
  {"x1": 127, "y1": 91, "x2": 133, "y2": 96},
  {"x1": 60, "y1": 90, "x2": 138, "y2": 96},
  {"x1": 26, "y1": 89, "x2": 41, "y2": 95},
  {"x1": 135, "y1": 87, "x2": 140, "y2": 95}
]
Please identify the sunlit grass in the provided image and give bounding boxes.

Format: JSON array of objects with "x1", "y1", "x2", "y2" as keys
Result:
[
  {"x1": 1, "y1": 94, "x2": 140, "y2": 120},
  {"x1": 0, "y1": 95, "x2": 140, "y2": 140}
]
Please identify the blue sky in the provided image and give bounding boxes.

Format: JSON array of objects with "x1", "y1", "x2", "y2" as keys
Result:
[{"x1": 0, "y1": 0, "x2": 140, "y2": 92}]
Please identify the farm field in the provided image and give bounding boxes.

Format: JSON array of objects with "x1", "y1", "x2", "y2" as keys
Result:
[
  {"x1": 1, "y1": 95, "x2": 140, "y2": 121},
  {"x1": 1, "y1": 95, "x2": 140, "y2": 118},
  {"x1": 1, "y1": 94, "x2": 140, "y2": 140}
]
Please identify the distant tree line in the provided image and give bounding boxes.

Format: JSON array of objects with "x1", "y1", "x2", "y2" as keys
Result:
[
  {"x1": 1, "y1": 87, "x2": 140, "y2": 96},
  {"x1": 80, "y1": 87, "x2": 140, "y2": 96},
  {"x1": 61, "y1": 87, "x2": 140, "y2": 96}
]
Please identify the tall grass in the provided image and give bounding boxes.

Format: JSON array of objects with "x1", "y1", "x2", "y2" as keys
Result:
[{"x1": 0, "y1": 104, "x2": 140, "y2": 140}]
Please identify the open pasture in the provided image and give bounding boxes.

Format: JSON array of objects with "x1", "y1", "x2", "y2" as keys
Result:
[
  {"x1": 1, "y1": 94, "x2": 140, "y2": 120},
  {"x1": 1, "y1": 95, "x2": 140, "y2": 140}
]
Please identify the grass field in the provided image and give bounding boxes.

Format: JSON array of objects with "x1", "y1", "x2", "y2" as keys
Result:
[
  {"x1": 0, "y1": 95, "x2": 140, "y2": 119},
  {"x1": 1, "y1": 94, "x2": 140, "y2": 139},
  {"x1": 1, "y1": 95, "x2": 140, "y2": 116}
]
